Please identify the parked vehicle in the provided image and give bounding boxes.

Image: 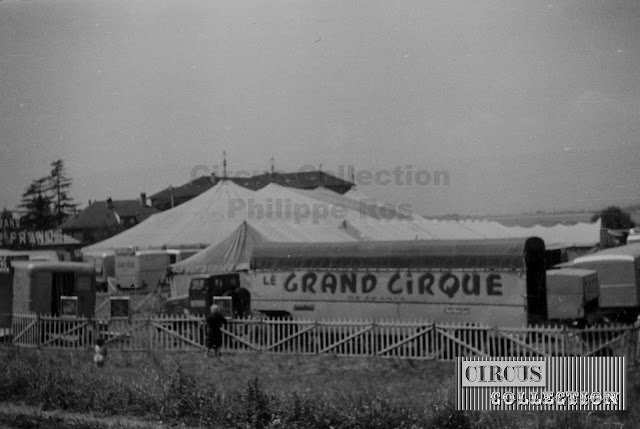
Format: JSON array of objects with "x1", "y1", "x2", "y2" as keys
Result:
[
  {"x1": 570, "y1": 243, "x2": 640, "y2": 323},
  {"x1": 169, "y1": 238, "x2": 601, "y2": 328},
  {"x1": 114, "y1": 248, "x2": 201, "y2": 291},
  {"x1": 545, "y1": 269, "x2": 600, "y2": 327},
  {"x1": 10, "y1": 260, "x2": 97, "y2": 317}
]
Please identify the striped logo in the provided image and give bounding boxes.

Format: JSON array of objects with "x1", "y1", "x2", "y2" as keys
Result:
[{"x1": 456, "y1": 357, "x2": 626, "y2": 410}]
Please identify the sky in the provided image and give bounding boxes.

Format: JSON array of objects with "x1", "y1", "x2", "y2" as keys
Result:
[{"x1": 1, "y1": 0, "x2": 639, "y2": 217}]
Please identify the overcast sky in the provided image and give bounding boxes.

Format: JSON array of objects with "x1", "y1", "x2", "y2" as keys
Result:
[{"x1": 1, "y1": 0, "x2": 639, "y2": 216}]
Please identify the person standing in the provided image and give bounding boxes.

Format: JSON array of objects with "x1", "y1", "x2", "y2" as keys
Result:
[
  {"x1": 205, "y1": 304, "x2": 227, "y2": 357},
  {"x1": 94, "y1": 337, "x2": 107, "y2": 368}
]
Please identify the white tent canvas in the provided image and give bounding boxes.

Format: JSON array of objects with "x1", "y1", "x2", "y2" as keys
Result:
[
  {"x1": 168, "y1": 220, "x2": 356, "y2": 295},
  {"x1": 82, "y1": 180, "x2": 255, "y2": 251}
]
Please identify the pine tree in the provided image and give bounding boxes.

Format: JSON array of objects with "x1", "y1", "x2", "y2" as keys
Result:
[
  {"x1": 47, "y1": 159, "x2": 77, "y2": 225},
  {"x1": 1, "y1": 208, "x2": 15, "y2": 229},
  {"x1": 19, "y1": 177, "x2": 55, "y2": 230}
]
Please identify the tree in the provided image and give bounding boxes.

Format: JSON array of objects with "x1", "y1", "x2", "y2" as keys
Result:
[
  {"x1": 19, "y1": 177, "x2": 55, "y2": 230},
  {"x1": 47, "y1": 159, "x2": 77, "y2": 225},
  {"x1": 591, "y1": 206, "x2": 636, "y2": 230},
  {"x1": 1, "y1": 208, "x2": 15, "y2": 230}
]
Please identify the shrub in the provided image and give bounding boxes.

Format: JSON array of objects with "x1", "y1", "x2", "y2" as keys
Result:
[{"x1": 429, "y1": 401, "x2": 471, "y2": 429}]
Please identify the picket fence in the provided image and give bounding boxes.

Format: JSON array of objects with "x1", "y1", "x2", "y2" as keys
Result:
[
  {"x1": 3, "y1": 313, "x2": 640, "y2": 363},
  {"x1": 94, "y1": 292, "x2": 162, "y2": 319}
]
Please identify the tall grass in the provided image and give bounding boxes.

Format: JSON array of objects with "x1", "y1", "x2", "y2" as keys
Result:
[{"x1": 0, "y1": 347, "x2": 637, "y2": 428}]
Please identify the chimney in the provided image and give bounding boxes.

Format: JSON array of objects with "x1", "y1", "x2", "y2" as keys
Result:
[
  {"x1": 106, "y1": 197, "x2": 114, "y2": 209},
  {"x1": 140, "y1": 192, "x2": 147, "y2": 207}
]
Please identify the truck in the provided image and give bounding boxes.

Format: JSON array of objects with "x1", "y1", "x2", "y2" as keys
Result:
[
  {"x1": 113, "y1": 248, "x2": 200, "y2": 291},
  {"x1": 170, "y1": 238, "x2": 601, "y2": 328},
  {"x1": 545, "y1": 269, "x2": 600, "y2": 326},
  {"x1": 570, "y1": 243, "x2": 640, "y2": 323}
]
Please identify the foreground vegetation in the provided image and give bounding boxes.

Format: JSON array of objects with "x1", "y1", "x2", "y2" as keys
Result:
[{"x1": 0, "y1": 347, "x2": 638, "y2": 428}]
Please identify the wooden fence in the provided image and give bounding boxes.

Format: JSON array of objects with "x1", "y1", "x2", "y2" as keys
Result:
[
  {"x1": 94, "y1": 292, "x2": 163, "y2": 319},
  {"x1": 4, "y1": 313, "x2": 640, "y2": 362}
]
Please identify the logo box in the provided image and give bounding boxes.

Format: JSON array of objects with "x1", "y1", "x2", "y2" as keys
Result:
[{"x1": 456, "y1": 357, "x2": 626, "y2": 411}]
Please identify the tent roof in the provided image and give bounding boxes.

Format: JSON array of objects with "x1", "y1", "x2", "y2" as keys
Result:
[
  {"x1": 574, "y1": 241, "x2": 640, "y2": 261},
  {"x1": 82, "y1": 180, "x2": 254, "y2": 252},
  {"x1": 169, "y1": 220, "x2": 357, "y2": 275},
  {"x1": 250, "y1": 238, "x2": 539, "y2": 271},
  {"x1": 343, "y1": 219, "x2": 485, "y2": 241},
  {"x1": 292, "y1": 187, "x2": 415, "y2": 221},
  {"x1": 83, "y1": 181, "x2": 367, "y2": 253},
  {"x1": 508, "y1": 219, "x2": 601, "y2": 249},
  {"x1": 253, "y1": 183, "x2": 368, "y2": 223},
  {"x1": 342, "y1": 218, "x2": 600, "y2": 249},
  {"x1": 343, "y1": 188, "x2": 375, "y2": 202}
]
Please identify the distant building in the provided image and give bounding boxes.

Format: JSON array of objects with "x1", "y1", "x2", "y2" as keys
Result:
[
  {"x1": 61, "y1": 194, "x2": 158, "y2": 245},
  {"x1": 150, "y1": 171, "x2": 354, "y2": 211}
]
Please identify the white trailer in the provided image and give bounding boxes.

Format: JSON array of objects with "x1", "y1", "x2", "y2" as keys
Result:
[
  {"x1": 114, "y1": 248, "x2": 203, "y2": 291},
  {"x1": 177, "y1": 238, "x2": 601, "y2": 328}
]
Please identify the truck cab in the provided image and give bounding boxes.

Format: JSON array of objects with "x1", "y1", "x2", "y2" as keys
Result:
[{"x1": 187, "y1": 273, "x2": 250, "y2": 318}]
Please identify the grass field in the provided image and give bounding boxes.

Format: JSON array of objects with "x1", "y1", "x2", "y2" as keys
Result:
[{"x1": 0, "y1": 347, "x2": 639, "y2": 428}]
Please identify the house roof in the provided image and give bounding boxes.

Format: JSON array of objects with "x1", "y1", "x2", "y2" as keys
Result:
[
  {"x1": 61, "y1": 200, "x2": 159, "y2": 230},
  {"x1": 246, "y1": 171, "x2": 353, "y2": 191},
  {"x1": 149, "y1": 176, "x2": 218, "y2": 203},
  {"x1": 150, "y1": 171, "x2": 354, "y2": 202}
]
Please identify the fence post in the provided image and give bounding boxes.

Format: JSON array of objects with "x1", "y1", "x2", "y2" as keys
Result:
[
  {"x1": 259, "y1": 316, "x2": 265, "y2": 353},
  {"x1": 148, "y1": 314, "x2": 153, "y2": 351},
  {"x1": 314, "y1": 321, "x2": 319, "y2": 355},
  {"x1": 633, "y1": 321, "x2": 640, "y2": 365},
  {"x1": 87, "y1": 316, "x2": 92, "y2": 350},
  {"x1": 36, "y1": 313, "x2": 41, "y2": 350}
]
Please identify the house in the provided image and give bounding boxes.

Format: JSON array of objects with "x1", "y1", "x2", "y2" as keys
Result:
[
  {"x1": 61, "y1": 194, "x2": 159, "y2": 245},
  {"x1": 149, "y1": 171, "x2": 354, "y2": 211}
]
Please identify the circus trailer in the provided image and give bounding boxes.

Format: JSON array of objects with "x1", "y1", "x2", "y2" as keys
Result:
[
  {"x1": 114, "y1": 249, "x2": 170, "y2": 291},
  {"x1": 10, "y1": 261, "x2": 96, "y2": 317},
  {"x1": 570, "y1": 243, "x2": 640, "y2": 323},
  {"x1": 166, "y1": 249, "x2": 201, "y2": 265},
  {"x1": 113, "y1": 248, "x2": 202, "y2": 291},
  {"x1": 180, "y1": 238, "x2": 600, "y2": 328}
]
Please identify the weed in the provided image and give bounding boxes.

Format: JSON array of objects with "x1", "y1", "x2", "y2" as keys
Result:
[{"x1": 0, "y1": 348, "x2": 634, "y2": 429}]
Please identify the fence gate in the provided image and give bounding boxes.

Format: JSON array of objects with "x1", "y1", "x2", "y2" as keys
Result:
[
  {"x1": 575, "y1": 325, "x2": 636, "y2": 357},
  {"x1": 432, "y1": 324, "x2": 496, "y2": 360},
  {"x1": 96, "y1": 318, "x2": 152, "y2": 350},
  {"x1": 148, "y1": 314, "x2": 206, "y2": 351},
  {"x1": 39, "y1": 315, "x2": 91, "y2": 349},
  {"x1": 11, "y1": 313, "x2": 39, "y2": 348}
]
